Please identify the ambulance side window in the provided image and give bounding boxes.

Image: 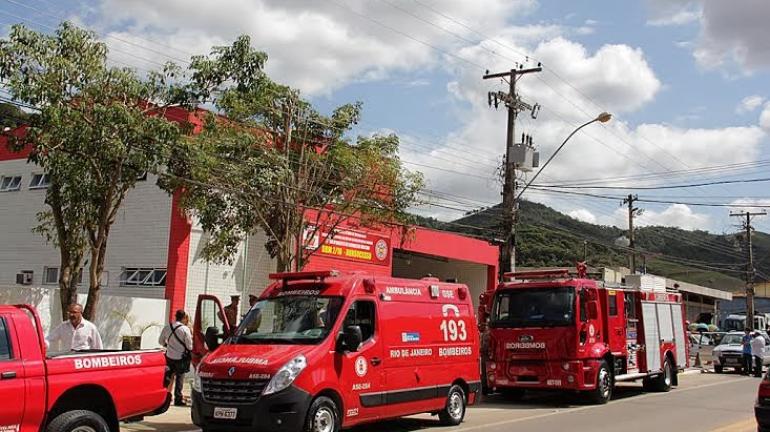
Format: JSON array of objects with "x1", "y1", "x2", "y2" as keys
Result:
[{"x1": 345, "y1": 301, "x2": 376, "y2": 342}]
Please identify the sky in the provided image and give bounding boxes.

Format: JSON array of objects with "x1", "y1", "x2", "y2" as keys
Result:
[{"x1": 2, "y1": 0, "x2": 770, "y2": 234}]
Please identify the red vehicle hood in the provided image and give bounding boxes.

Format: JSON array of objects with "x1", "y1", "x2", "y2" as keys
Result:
[
  {"x1": 199, "y1": 343, "x2": 310, "y2": 379},
  {"x1": 490, "y1": 326, "x2": 576, "y2": 361}
]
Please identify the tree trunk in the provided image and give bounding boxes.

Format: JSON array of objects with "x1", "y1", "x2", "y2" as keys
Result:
[
  {"x1": 83, "y1": 240, "x2": 107, "y2": 321},
  {"x1": 58, "y1": 264, "x2": 77, "y2": 320}
]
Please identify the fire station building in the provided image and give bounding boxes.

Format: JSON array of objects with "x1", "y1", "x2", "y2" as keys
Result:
[{"x1": 0, "y1": 119, "x2": 498, "y2": 318}]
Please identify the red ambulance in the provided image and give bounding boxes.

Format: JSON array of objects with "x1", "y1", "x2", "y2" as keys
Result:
[{"x1": 191, "y1": 270, "x2": 481, "y2": 432}]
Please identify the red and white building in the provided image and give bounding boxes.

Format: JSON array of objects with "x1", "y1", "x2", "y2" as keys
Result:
[{"x1": 0, "y1": 110, "x2": 499, "y2": 318}]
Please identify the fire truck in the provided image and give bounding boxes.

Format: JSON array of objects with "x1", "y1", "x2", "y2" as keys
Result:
[{"x1": 478, "y1": 266, "x2": 688, "y2": 404}]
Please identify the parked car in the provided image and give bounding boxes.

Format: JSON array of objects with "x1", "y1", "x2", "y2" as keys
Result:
[
  {"x1": 756, "y1": 369, "x2": 770, "y2": 432},
  {"x1": 0, "y1": 304, "x2": 170, "y2": 432},
  {"x1": 191, "y1": 270, "x2": 481, "y2": 432},
  {"x1": 712, "y1": 331, "x2": 770, "y2": 373}
]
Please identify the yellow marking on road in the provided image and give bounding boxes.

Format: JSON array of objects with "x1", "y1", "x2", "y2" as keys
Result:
[{"x1": 709, "y1": 417, "x2": 756, "y2": 432}]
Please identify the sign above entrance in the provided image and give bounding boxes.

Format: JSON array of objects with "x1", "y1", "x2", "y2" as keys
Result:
[{"x1": 305, "y1": 225, "x2": 391, "y2": 266}]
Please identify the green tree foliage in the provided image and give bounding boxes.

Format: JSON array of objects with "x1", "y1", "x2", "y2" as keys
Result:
[
  {"x1": 163, "y1": 36, "x2": 423, "y2": 271},
  {"x1": 0, "y1": 23, "x2": 185, "y2": 319}
]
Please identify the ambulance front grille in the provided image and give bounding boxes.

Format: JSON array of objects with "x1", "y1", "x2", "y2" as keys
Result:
[{"x1": 201, "y1": 378, "x2": 268, "y2": 404}]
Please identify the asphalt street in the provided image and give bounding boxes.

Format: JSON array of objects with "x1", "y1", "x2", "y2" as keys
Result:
[{"x1": 123, "y1": 371, "x2": 761, "y2": 432}]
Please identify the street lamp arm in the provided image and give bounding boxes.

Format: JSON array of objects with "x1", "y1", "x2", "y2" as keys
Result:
[{"x1": 515, "y1": 112, "x2": 611, "y2": 201}]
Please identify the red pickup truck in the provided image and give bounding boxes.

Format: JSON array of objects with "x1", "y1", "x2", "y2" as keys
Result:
[{"x1": 0, "y1": 304, "x2": 171, "y2": 432}]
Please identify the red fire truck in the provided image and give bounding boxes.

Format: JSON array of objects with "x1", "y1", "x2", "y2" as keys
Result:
[{"x1": 478, "y1": 267, "x2": 688, "y2": 404}]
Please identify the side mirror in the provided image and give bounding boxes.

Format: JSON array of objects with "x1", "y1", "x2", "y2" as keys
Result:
[
  {"x1": 338, "y1": 325, "x2": 363, "y2": 352},
  {"x1": 205, "y1": 326, "x2": 221, "y2": 351},
  {"x1": 588, "y1": 301, "x2": 599, "y2": 321}
]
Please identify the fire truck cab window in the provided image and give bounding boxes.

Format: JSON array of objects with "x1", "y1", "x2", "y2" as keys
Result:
[
  {"x1": 492, "y1": 287, "x2": 576, "y2": 328},
  {"x1": 579, "y1": 289, "x2": 588, "y2": 323},
  {"x1": 0, "y1": 318, "x2": 11, "y2": 361},
  {"x1": 608, "y1": 295, "x2": 618, "y2": 316},
  {"x1": 344, "y1": 301, "x2": 376, "y2": 342}
]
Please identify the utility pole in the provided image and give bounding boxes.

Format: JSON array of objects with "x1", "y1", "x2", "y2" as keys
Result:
[
  {"x1": 731, "y1": 210, "x2": 766, "y2": 331},
  {"x1": 483, "y1": 66, "x2": 541, "y2": 280},
  {"x1": 623, "y1": 194, "x2": 641, "y2": 273}
]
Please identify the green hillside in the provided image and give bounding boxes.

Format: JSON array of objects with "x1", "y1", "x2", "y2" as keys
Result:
[{"x1": 415, "y1": 200, "x2": 769, "y2": 292}]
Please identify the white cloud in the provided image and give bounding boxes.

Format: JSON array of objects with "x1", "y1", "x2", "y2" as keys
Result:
[
  {"x1": 568, "y1": 209, "x2": 597, "y2": 224},
  {"x1": 760, "y1": 103, "x2": 770, "y2": 131},
  {"x1": 645, "y1": 0, "x2": 701, "y2": 26},
  {"x1": 618, "y1": 204, "x2": 711, "y2": 231},
  {"x1": 94, "y1": 0, "x2": 535, "y2": 95},
  {"x1": 737, "y1": 95, "x2": 765, "y2": 114}
]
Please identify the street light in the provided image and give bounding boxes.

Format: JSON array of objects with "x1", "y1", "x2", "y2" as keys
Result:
[{"x1": 516, "y1": 112, "x2": 612, "y2": 201}]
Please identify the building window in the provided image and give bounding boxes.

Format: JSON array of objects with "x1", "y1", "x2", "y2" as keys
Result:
[
  {"x1": 29, "y1": 173, "x2": 51, "y2": 189},
  {"x1": 120, "y1": 268, "x2": 167, "y2": 287},
  {"x1": 44, "y1": 267, "x2": 83, "y2": 285},
  {"x1": 0, "y1": 176, "x2": 22, "y2": 192}
]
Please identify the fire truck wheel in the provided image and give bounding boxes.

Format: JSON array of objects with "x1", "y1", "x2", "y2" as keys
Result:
[
  {"x1": 46, "y1": 410, "x2": 110, "y2": 432},
  {"x1": 305, "y1": 396, "x2": 340, "y2": 432},
  {"x1": 588, "y1": 361, "x2": 613, "y2": 405},
  {"x1": 439, "y1": 385, "x2": 467, "y2": 426}
]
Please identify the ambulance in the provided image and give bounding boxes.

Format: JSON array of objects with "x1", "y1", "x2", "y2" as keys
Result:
[{"x1": 191, "y1": 270, "x2": 481, "y2": 432}]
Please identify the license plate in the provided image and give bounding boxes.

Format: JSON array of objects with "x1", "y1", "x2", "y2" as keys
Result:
[
  {"x1": 213, "y1": 407, "x2": 238, "y2": 420},
  {"x1": 725, "y1": 358, "x2": 739, "y2": 365}
]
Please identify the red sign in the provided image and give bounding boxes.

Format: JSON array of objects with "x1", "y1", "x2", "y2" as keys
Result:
[{"x1": 306, "y1": 226, "x2": 391, "y2": 266}]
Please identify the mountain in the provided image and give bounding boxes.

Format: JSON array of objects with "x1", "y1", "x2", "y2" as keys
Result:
[{"x1": 414, "y1": 200, "x2": 770, "y2": 292}]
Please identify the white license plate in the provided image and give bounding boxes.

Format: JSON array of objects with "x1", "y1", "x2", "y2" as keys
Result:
[
  {"x1": 213, "y1": 407, "x2": 238, "y2": 420},
  {"x1": 725, "y1": 358, "x2": 739, "y2": 365}
]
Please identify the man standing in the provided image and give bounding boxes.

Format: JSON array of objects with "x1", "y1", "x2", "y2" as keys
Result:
[
  {"x1": 47, "y1": 303, "x2": 103, "y2": 351},
  {"x1": 743, "y1": 328, "x2": 753, "y2": 376},
  {"x1": 219, "y1": 295, "x2": 240, "y2": 328},
  {"x1": 752, "y1": 331, "x2": 767, "y2": 377},
  {"x1": 159, "y1": 310, "x2": 193, "y2": 406}
]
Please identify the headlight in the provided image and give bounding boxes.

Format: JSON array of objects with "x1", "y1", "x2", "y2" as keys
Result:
[
  {"x1": 263, "y1": 355, "x2": 307, "y2": 395},
  {"x1": 192, "y1": 366, "x2": 202, "y2": 393}
]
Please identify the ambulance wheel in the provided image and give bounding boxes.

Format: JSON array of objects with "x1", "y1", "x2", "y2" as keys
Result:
[
  {"x1": 714, "y1": 365, "x2": 723, "y2": 374},
  {"x1": 46, "y1": 409, "x2": 110, "y2": 432},
  {"x1": 439, "y1": 385, "x2": 466, "y2": 426},
  {"x1": 305, "y1": 396, "x2": 340, "y2": 432},
  {"x1": 587, "y1": 361, "x2": 613, "y2": 405}
]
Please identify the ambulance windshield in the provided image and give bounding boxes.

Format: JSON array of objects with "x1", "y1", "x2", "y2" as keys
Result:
[
  {"x1": 491, "y1": 287, "x2": 575, "y2": 328},
  {"x1": 232, "y1": 296, "x2": 344, "y2": 345}
]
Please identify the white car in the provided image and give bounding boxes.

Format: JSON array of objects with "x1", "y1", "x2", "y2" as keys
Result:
[{"x1": 712, "y1": 331, "x2": 770, "y2": 373}]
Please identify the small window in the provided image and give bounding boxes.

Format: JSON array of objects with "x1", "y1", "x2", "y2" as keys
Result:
[
  {"x1": 344, "y1": 301, "x2": 376, "y2": 342},
  {"x1": 29, "y1": 173, "x2": 51, "y2": 189},
  {"x1": 609, "y1": 295, "x2": 618, "y2": 316},
  {"x1": 0, "y1": 318, "x2": 12, "y2": 361},
  {"x1": 44, "y1": 267, "x2": 83, "y2": 285},
  {"x1": 120, "y1": 268, "x2": 167, "y2": 287},
  {"x1": 0, "y1": 176, "x2": 22, "y2": 191},
  {"x1": 44, "y1": 267, "x2": 59, "y2": 285}
]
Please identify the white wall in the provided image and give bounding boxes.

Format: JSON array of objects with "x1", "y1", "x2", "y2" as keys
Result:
[
  {"x1": 392, "y1": 253, "x2": 488, "y2": 309},
  {"x1": 0, "y1": 285, "x2": 168, "y2": 350},
  {"x1": 184, "y1": 225, "x2": 276, "y2": 318},
  {"x1": 0, "y1": 158, "x2": 171, "y2": 299}
]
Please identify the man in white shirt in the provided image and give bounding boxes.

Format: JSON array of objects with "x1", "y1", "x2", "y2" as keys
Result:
[
  {"x1": 159, "y1": 309, "x2": 193, "y2": 406},
  {"x1": 46, "y1": 304, "x2": 103, "y2": 352},
  {"x1": 751, "y1": 331, "x2": 767, "y2": 377}
]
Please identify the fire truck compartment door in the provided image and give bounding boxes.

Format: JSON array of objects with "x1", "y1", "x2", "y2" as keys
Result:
[
  {"x1": 642, "y1": 303, "x2": 661, "y2": 372},
  {"x1": 671, "y1": 305, "x2": 687, "y2": 368}
]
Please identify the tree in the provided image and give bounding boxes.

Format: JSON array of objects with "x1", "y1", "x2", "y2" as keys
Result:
[
  {"x1": 163, "y1": 36, "x2": 423, "y2": 271},
  {"x1": 0, "y1": 23, "x2": 186, "y2": 319}
]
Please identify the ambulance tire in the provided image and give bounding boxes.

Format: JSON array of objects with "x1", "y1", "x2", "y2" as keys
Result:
[
  {"x1": 587, "y1": 361, "x2": 613, "y2": 405},
  {"x1": 46, "y1": 409, "x2": 110, "y2": 432},
  {"x1": 306, "y1": 396, "x2": 341, "y2": 432},
  {"x1": 439, "y1": 385, "x2": 467, "y2": 426}
]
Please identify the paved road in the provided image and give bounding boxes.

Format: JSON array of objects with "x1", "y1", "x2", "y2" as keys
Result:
[{"x1": 123, "y1": 371, "x2": 760, "y2": 432}]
